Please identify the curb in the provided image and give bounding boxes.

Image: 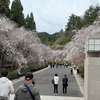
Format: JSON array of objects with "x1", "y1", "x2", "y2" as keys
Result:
[{"x1": 12, "y1": 67, "x2": 49, "y2": 84}]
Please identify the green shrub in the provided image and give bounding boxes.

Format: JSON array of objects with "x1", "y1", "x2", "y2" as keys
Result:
[
  {"x1": 79, "y1": 67, "x2": 84, "y2": 79},
  {"x1": 8, "y1": 70, "x2": 17, "y2": 80},
  {"x1": 56, "y1": 36, "x2": 71, "y2": 45}
]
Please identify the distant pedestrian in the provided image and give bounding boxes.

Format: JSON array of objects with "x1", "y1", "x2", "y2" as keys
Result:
[
  {"x1": 53, "y1": 73, "x2": 59, "y2": 95},
  {"x1": 0, "y1": 70, "x2": 14, "y2": 100},
  {"x1": 73, "y1": 65, "x2": 76, "y2": 70},
  {"x1": 77, "y1": 66, "x2": 79, "y2": 74},
  {"x1": 71, "y1": 68, "x2": 73, "y2": 75},
  {"x1": 14, "y1": 72, "x2": 41, "y2": 100},
  {"x1": 62, "y1": 75, "x2": 68, "y2": 94},
  {"x1": 16, "y1": 67, "x2": 21, "y2": 79}
]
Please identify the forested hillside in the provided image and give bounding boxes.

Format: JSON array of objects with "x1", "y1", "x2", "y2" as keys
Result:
[
  {"x1": 38, "y1": 30, "x2": 71, "y2": 49},
  {"x1": 38, "y1": 5, "x2": 100, "y2": 50}
]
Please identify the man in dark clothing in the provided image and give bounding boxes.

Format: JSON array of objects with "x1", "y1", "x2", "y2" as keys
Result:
[
  {"x1": 14, "y1": 72, "x2": 41, "y2": 100},
  {"x1": 62, "y1": 75, "x2": 68, "y2": 94}
]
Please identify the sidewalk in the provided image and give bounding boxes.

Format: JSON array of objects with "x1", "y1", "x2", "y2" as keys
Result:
[
  {"x1": 10, "y1": 68, "x2": 84, "y2": 100},
  {"x1": 73, "y1": 69, "x2": 84, "y2": 96}
]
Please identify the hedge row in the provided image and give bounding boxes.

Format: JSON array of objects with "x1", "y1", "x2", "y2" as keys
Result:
[{"x1": 0, "y1": 64, "x2": 47, "y2": 80}]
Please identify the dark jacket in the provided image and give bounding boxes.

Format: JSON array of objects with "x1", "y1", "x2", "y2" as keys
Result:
[
  {"x1": 62, "y1": 77, "x2": 68, "y2": 86},
  {"x1": 14, "y1": 82, "x2": 41, "y2": 100}
]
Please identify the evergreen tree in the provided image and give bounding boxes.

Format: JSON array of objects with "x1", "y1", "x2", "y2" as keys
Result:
[
  {"x1": 83, "y1": 5, "x2": 95, "y2": 26},
  {"x1": 10, "y1": 0, "x2": 25, "y2": 27},
  {"x1": 0, "y1": 0, "x2": 10, "y2": 17},
  {"x1": 29, "y1": 12, "x2": 36, "y2": 30},
  {"x1": 92, "y1": 4, "x2": 100, "y2": 20},
  {"x1": 24, "y1": 14, "x2": 29, "y2": 29},
  {"x1": 83, "y1": 5, "x2": 100, "y2": 26},
  {"x1": 25, "y1": 12, "x2": 36, "y2": 30},
  {"x1": 65, "y1": 14, "x2": 82, "y2": 31}
]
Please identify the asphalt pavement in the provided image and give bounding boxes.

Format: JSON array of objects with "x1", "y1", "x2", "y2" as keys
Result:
[{"x1": 10, "y1": 66, "x2": 84, "y2": 100}]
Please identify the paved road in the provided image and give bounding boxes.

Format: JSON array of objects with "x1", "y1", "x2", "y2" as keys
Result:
[{"x1": 13, "y1": 67, "x2": 83, "y2": 97}]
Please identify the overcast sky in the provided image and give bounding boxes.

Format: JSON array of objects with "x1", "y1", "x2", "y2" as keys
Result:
[{"x1": 10, "y1": 0, "x2": 100, "y2": 34}]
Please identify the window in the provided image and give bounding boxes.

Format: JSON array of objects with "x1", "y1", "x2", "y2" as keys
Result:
[{"x1": 87, "y1": 39, "x2": 100, "y2": 51}]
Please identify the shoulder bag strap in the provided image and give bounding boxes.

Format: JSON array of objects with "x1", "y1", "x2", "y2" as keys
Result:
[{"x1": 24, "y1": 83, "x2": 35, "y2": 100}]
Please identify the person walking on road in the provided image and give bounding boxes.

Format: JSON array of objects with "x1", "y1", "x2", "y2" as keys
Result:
[
  {"x1": 14, "y1": 72, "x2": 41, "y2": 100},
  {"x1": 16, "y1": 67, "x2": 21, "y2": 79},
  {"x1": 71, "y1": 68, "x2": 73, "y2": 75},
  {"x1": 53, "y1": 73, "x2": 59, "y2": 95},
  {"x1": 0, "y1": 70, "x2": 14, "y2": 100},
  {"x1": 62, "y1": 75, "x2": 68, "y2": 94}
]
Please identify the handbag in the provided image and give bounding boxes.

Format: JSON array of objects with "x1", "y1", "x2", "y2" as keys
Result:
[
  {"x1": 24, "y1": 83, "x2": 35, "y2": 100},
  {"x1": 52, "y1": 79, "x2": 54, "y2": 84}
]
